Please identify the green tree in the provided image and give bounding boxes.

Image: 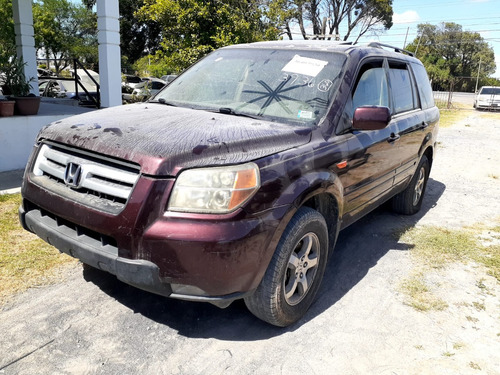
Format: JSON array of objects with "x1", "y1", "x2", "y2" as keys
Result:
[
  {"x1": 0, "y1": 0, "x2": 15, "y2": 50},
  {"x1": 406, "y1": 23, "x2": 496, "y2": 90},
  {"x1": 82, "y1": 0, "x2": 162, "y2": 70},
  {"x1": 266, "y1": 0, "x2": 393, "y2": 42},
  {"x1": 33, "y1": 0, "x2": 97, "y2": 74},
  {"x1": 136, "y1": 0, "x2": 278, "y2": 74}
]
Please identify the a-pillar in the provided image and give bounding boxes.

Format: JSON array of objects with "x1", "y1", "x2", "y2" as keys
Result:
[
  {"x1": 12, "y1": 0, "x2": 39, "y2": 95},
  {"x1": 97, "y1": 0, "x2": 121, "y2": 108}
]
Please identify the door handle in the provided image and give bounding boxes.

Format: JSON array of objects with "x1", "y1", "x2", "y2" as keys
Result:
[
  {"x1": 387, "y1": 133, "x2": 400, "y2": 143},
  {"x1": 419, "y1": 122, "x2": 429, "y2": 130}
]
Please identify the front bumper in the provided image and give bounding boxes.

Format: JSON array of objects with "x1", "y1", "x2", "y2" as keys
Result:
[
  {"x1": 476, "y1": 101, "x2": 500, "y2": 109},
  {"x1": 19, "y1": 203, "x2": 263, "y2": 307}
]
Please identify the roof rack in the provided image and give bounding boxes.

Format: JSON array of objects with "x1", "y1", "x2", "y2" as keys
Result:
[
  {"x1": 305, "y1": 35, "x2": 353, "y2": 44},
  {"x1": 367, "y1": 42, "x2": 415, "y2": 57}
]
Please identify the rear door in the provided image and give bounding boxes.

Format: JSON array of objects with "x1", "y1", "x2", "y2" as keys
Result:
[{"x1": 386, "y1": 60, "x2": 426, "y2": 186}]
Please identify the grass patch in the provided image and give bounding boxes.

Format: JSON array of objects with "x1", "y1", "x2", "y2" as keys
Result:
[
  {"x1": 400, "y1": 273, "x2": 448, "y2": 311},
  {"x1": 477, "y1": 111, "x2": 500, "y2": 120},
  {"x1": 399, "y1": 224, "x2": 500, "y2": 281},
  {"x1": 0, "y1": 193, "x2": 76, "y2": 305},
  {"x1": 472, "y1": 301, "x2": 485, "y2": 311},
  {"x1": 466, "y1": 315, "x2": 478, "y2": 323},
  {"x1": 438, "y1": 109, "x2": 466, "y2": 128},
  {"x1": 438, "y1": 107, "x2": 500, "y2": 128},
  {"x1": 398, "y1": 220, "x2": 500, "y2": 311},
  {"x1": 469, "y1": 362, "x2": 481, "y2": 370}
]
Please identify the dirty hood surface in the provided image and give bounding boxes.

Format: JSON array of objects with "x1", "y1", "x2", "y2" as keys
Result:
[{"x1": 39, "y1": 103, "x2": 312, "y2": 176}]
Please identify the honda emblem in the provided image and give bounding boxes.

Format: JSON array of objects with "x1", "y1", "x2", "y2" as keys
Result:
[{"x1": 64, "y1": 163, "x2": 82, "y2": 188}]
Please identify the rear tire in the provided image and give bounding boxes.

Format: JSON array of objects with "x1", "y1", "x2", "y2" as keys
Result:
[
  {"x1": 245, "y1": 207, "x2": 328, "y2": 327},
  {"x1": 392, "y1": 155, "x2": 430, "y2": 215}
]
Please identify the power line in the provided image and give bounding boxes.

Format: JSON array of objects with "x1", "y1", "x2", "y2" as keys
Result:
[{"x1": 393, "y1": 15, "x2": 500, "y2": 25}]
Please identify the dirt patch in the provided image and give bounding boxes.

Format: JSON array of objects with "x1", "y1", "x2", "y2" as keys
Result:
[{"x1": 0, "y1": 110, "x2": 499, "y2": 375}]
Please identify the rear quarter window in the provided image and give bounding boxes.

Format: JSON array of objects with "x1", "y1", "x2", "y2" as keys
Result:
[
  {"x1": 388, "y1": 62, "x2": 415, "y2": 113},
  {"x1": 411, "y1": 63, "x2": 434, "y2": 109}
]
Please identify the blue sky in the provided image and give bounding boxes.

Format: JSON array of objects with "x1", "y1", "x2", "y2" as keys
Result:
[{"x1": 354, "y1": 0, "x2": 500, "y2": 78}]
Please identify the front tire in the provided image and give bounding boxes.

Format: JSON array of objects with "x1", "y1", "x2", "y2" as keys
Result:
[
  {"x1": 245, "y1": 207, "x2": 329, "y2": 327},
  {"x1": 392, "y1": 155, "x2": 430, "y2": 215}
]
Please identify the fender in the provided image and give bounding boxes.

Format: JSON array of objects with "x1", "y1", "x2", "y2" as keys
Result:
[{"x1": 248, "y1": 169, "x2": 344, "y2": 291}]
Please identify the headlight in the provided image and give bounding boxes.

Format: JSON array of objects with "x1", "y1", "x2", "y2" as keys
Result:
[{"x1": 167, "y1": 163, "x2": 260, "y2": 214}]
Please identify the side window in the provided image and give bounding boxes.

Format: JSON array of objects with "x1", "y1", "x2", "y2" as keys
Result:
[
  {"x1": 411, "y1": 63, "x2": 435, "y2": 109},
  {"x1": 352, "y1": 62, "x2": 389, "y2": 111},
  {"x1": 388, "y1": 62, "x2": 415, "y2": 113},
  {"x1": 151, "y1": 82, "x2": 164, "y2": 90}
]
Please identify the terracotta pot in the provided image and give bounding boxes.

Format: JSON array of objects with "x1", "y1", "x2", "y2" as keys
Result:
[
  {"x1": 13, "y1": 96, "x2": 41, "y2": 116},
  {"x1": 0, "y1": 101, "x2": 15, "y2": 117}
]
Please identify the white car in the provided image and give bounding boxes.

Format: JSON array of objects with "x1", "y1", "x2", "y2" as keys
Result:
[
  {"x1": 474, "y1": 86, "x2": 500, "y2": 110},
  {"x1": 131, "y1": 78, "x2": 166, "y2": 102}
]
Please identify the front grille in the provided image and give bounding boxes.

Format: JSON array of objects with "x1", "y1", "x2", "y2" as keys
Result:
[{"x1": 31, "y1": 142, "x2": 140, "y2": 214}]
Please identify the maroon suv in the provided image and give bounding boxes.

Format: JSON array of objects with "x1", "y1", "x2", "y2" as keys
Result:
[{"x1": 20, "y1": 41, "x2": 439, "y2": 326}]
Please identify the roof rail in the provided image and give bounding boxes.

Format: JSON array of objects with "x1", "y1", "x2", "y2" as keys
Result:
[
  {"x1": 306, "y1": 35, "x2": 353, "y2": 44},
  {"x1": 367, "y1": 42, "x2": 415, "y2": 57}
]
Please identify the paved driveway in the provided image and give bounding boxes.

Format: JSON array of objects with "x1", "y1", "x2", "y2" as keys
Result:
[{"x1": 1, "y1": 112, "x2": 499, "y2": 375}]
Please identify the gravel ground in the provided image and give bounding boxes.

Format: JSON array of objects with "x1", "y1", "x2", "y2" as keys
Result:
[{"x1": 1, "y1": 110, "x2": 499, "y2": 375}]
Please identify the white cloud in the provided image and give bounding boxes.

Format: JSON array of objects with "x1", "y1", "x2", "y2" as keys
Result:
[{"x1": 393, "y1": 10, "x2": 420, "y2": 25}]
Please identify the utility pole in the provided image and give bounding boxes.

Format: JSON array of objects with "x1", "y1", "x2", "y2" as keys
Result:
[
  {"x1": 403, "y1": 27, "x2": 409, "y2": 49},
  {"x1": 475, "y1": 56, "x2": 482, "y2": 93}
]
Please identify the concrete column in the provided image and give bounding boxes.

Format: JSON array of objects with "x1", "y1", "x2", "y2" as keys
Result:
[
  {"x1": 12, "y1": 0, "x2": 39, "y2": 95},
  {"x1": 97, "y1": 0, "x2": 121, "y2": 108}
]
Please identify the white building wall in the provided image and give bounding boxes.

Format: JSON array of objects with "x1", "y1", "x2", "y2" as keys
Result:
[
  {"x1": 12, "y1": 0, "x2": 39, "y2": 95},
  {"x1": 97, "y1": 0, "x2": 122, "y2": 108}
]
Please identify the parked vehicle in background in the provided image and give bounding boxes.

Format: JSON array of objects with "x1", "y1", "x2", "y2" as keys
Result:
[
  {"x1": 131, "y1": 78, "x2": 166, "y2": 101},
  {"x1": 70, "y1": 69, "x2": 100, "y2": 87},
  {"x1": 123, "y1": 74, "x2": 143, "y2": 88},
  {"x1": 39, "y1": 78, "x2": 98, "y2": 106},
  {"x1": 20, "y1": 41, "x2": 439, "y2": 327},
  {"x1": 473, "y1": 86, "x2": 500, "y2": 110},
  {"x1": 160, "y1": 74, "x2": 177, "y2": 84},
  {"x1": 122, "y1": 75, "x2": 143, "y2": 102},
  {"x1": 37, "y1": 68, "x2": 56, "y2": 78}
]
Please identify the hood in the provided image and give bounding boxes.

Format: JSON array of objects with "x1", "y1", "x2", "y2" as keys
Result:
[{"x1": 38, "y1": 103, "x2": 312, "y2": 176}]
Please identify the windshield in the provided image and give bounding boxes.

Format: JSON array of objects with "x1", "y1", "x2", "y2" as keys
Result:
[
  {"x1": 155, "y1": 48, "x2": 347, "y2": 126},
  {"x1": 479, "y1": 87, "x2": 500, "y2": 95}
]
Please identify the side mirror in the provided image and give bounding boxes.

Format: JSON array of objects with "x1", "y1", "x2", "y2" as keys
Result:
[{"x1": 353, "y1": 106, "x2": 391, "y2": 131}]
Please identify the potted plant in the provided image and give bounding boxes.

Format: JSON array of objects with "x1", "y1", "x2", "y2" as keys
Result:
[
  {"x1": 2, "y1": 55, "x2": 41, "y2": 115},
  {"x1": 0, "y1": 98, "x2": 15, "y2": 117}
]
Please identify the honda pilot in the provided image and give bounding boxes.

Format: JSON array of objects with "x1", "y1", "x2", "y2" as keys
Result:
[{"x1": 20, "y1": 41, "x2": 439, "y2": 326}]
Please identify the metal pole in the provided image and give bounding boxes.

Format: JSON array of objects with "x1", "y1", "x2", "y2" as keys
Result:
[
  {"x1": 403, "y1": 27, "x2": 409, "y2": 49},
  {"x1": 475, "y1": 56, "x2": 482, "y2": 93},
  {"x1": 415, "y1": 29, "x2": 424, "y2": 56}
]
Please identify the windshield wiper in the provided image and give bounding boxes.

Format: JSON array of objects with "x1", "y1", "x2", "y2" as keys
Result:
[
  {"x1": 150, "y1": 98, "x2": 177, "y2": 106},
  {"x1": 218, "y1": 107, "x2": 261, "y2": 119}
]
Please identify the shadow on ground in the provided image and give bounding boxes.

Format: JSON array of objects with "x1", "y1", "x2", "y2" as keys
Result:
[{"x1": 82, "y1": 178, "x2": 446, "y2": 341}]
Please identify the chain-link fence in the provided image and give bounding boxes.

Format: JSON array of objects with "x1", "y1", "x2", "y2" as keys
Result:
[
  {"x1": 432, "y1": 77, "x2": 480, "y2": 109},
  {"x1": 430, "y1": 76, "x2": 500, "y2": 109}
]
